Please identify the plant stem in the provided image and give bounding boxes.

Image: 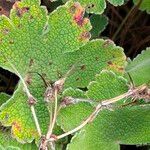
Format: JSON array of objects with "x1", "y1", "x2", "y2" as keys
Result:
[
  {"x1": 46, "y1": 89, "x2": 58, "y2": 139},
  {"x1": 30, "y1": 105, "x2": 42, "y2": 136},
  {"x1": 112, "y1": 0, "x2": 143, "y2": 40},
  {"x1": 47, "y1": 84, "x2": 147, "y2": 142},
  {"x1": 6, "y1": 60, "x2": 42, "y2": 136}
]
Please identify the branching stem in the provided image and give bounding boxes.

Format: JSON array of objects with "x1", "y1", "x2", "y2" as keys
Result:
[{"x1": 47, "y1": 84, "x2": 147, "y2": 142}]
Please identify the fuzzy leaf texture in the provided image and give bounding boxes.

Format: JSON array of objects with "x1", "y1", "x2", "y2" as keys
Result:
[
  {"x1": 62, "y1": 0, "x2": 125, "y2": 14},
  {"x1": 126, "y1": 47, "x2": 150, "y2": 85},
  {"x1": 0, "y1": 0, "x2": 126, "y2": 144},
  {"x1": 57, "y1": 71, "x2": 150, "y2": 150}
]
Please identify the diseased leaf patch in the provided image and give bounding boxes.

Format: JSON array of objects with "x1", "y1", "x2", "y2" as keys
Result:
[{"x1": 62, "y1": 0, "x2": 125, "y2": 14}]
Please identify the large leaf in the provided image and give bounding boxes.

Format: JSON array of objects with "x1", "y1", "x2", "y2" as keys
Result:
[
  {"x1": 57, "y1": 71, "x2": 150, "y2": 150},
  {"x1": 0, "y1": 0, "x2": 126, "y2": 144},
  {"x1": 126, "y1": 48, "x2": 150, "y2": 85},
  {"x1": 0, "y1": 0, "x2": 91, "y2": 142},
  {"x1": 57, "y1": 71, "x2": 128, "y2": 130},
  {"x1": 62, "y1": 0, "x2": 125, "y2": 14}
]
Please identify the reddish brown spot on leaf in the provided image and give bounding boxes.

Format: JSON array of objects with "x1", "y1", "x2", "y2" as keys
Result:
[
  {"x1": 103, "y1": 39, "x2": 114, "y2": 48},
  {"x1": 79, "y1": 31, "x2": 91, "y2": 41},
  {"x1": 3, "y1": 28, "x2": 9, "y2": 34},
  {"x1": 9, "y1": 40, "x2": 14, "y2": 44},
  {"x1": 0, "y1": 39, "x2": 2, "y2": 44},
  {"x1": 13, "y1": 2, "x2": 30, "y2": 17},
  {"x1": 25, "y1": 74, "x2": 32, "y2": 85},
  {"x1": 71, "y1": 2, "x2": 89, "y2": 27},
  {"x1": 29, "y1": 59, "x2": 34, "y2": 67},
  {"x1": 12, "y1": 121, "x2": 21, "y2": 132},
  {"x1": 80, "y1": 64, "x2": 86, "y2": 70},
  {"x1": 76, "y1": 77, "x2": 80, "y2": 81},
  {"x1": 118, "y1": 67, "x2": 124, "y2": 71},
  {"x1": 107, "y1": 61, "x2": 113, "y2": 65}
]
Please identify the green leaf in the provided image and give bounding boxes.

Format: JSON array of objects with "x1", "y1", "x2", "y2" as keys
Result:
[
  {"x1": 67, "y1": 105, "x2": 150, "y2": 150},
  {"x1": 58, "y1": 71, "x2": 150, "y2": 150},
  {"x1": 63, "y1": 39, "x2": 126, "y2": 88},
  {"x1": 133, "y1": 0, "x2": 150, "y2": 13},
  {"x1": 86, "y1": 70, "x2": 128, "y2": 101},
  {"x1": 62, "y1": 0, "x2": 125, "y2": 14},
  {"x1": 0, "y1": 93, "x2": 10, "y2": 106},
  {"x1": 90, "y1": 14, "x2": 108, "y2": 39},
  {"x1": 126, "y1": 48, "x2": 150, "y2": 85},
  {"x1": 0, "y1": 0, "x2": 126, "y2": 144},
  {"x1": 0, "y1": 128, "x2": 36, "y2": 149},
  {"x1": 57, "y1": 71, "x2": 128, "y2": 130},
  {"x1": 108, "y1": 0, "x2": 125, "y2": 6},
  {"x1": 0, "y1": 0, "x2": 91, "y2": 142}
]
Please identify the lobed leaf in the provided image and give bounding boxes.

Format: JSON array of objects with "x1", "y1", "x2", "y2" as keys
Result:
[
  {"x1": 57, "y1": 71, "x2": 128, "y2": 131},
  {"x1": 62, "y1": 0, "x2": 125, "y2": 14},
  {"x1": 90, "y1": 14, "x2": 108, "y2": 39},
  {"x1": 57, "y1": 71, "x2": 150, "y2": 150},
  {"x1": 0, "y1": 93, "x2": 10, "y2": 106},
  {"x1": 126, "y1": 48, "x2": 150, "y2": 85}
]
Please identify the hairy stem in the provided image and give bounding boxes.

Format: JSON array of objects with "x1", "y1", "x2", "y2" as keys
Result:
[
  {"x1": 31, "y1": 105, "x2": 42, "y2": 136},
  {"x1": 46, "y1": 90, "x2": 58, "y2": 139},
  {"x1": 47, "y1": 84, "x2": 147, "y2": 142}
]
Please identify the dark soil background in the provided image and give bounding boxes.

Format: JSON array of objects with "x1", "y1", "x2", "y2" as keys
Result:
[{"x1": 0, "y1": 0, "x2": 150, "y2": 149}]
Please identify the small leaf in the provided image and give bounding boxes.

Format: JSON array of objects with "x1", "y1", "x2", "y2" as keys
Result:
[
  {"x1": 126, "y1": 48, "x2": 150, "y2": 85},
  {"x1": 86, "y1": 70, "x2": 128, "y2": 101},
  {"x1": 62, "y1": 0, "x2": 125, "y2": 14},
  {"x1": 90, "y1": 14, "x2": 108, "y2": 39},
  {"x1": 133, "y1": 0, "x2": 150, "y2": 14},
  {"x1": 108, "y1": 0, "x2": 125, "y2": 6}
]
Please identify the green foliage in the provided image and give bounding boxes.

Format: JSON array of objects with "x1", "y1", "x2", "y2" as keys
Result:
[
  {"x1": 133, "y1": 0, "x2": 150, "y2": 13},
  {"x1": 0, "y1": 93, "x2": 10, "y2": 106},
  {"x1": 126, "y1": 48, "x2": 150, "y2": 85},
  {"x1": 90, "y1": 14, "x2": 108, "y2": 39},
  {"x1": 0, "y1": 0, "x2": 150, "y2": 149}
]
